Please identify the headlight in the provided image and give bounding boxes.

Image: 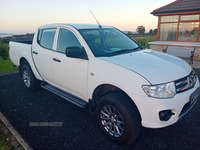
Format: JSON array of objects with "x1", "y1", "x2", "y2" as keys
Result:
[{"x1": 142, "y1": 82, "x2": 176, "y2": 99}]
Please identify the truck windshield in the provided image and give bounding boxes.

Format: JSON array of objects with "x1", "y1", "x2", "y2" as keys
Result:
[{"x1": 78, "y1": 28, "x2": 141, "y2": 57}]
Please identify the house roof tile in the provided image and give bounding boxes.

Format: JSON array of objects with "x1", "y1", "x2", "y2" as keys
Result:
[{"x1": 151, "y1": 0, "x2": 200, "y2": 15}]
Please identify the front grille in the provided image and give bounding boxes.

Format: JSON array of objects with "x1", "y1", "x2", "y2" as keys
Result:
[{"x1": 175, "y1": 70, "x2": 197, "y2": 93}]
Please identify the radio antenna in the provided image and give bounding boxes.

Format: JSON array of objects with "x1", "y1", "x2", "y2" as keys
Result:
[{"x1": 90, "y1": 11, "x2": 102, "y2": 28}]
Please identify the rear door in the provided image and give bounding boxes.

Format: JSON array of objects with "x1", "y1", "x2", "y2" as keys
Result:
[{"x1": 32, "y1": 28, "x2": 56, "y2": 83}]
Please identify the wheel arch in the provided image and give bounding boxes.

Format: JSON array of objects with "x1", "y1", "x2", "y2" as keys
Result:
[
  {"x1": 92, "y1": 84, "x2": 125, "y2": 103},
  {"x1": 19, "y1": 57, "x2": 43, "y2": 81},
  {"x1": 19, "y1": 57, "x2": 30, "y2": 76},
  {"x1": 90, "y1": 83, "x2": 141, "y2": 120}
]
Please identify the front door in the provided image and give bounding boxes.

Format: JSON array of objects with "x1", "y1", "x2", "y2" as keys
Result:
[{"x1": 52, "y1": 28, "x2": 88, "y2": 100}]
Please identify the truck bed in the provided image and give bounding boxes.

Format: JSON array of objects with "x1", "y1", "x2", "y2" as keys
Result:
[
  {"x1": 14, "y1": 40, "x2": 33, "y2": 45},
  {"x1": 9, "y1": 41, "x2": 32, "y2": 66}
]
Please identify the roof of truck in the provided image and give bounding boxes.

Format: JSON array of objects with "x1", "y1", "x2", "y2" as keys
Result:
[{"x1": 38, "y1": 23, "x2": 113, "y2": 29}]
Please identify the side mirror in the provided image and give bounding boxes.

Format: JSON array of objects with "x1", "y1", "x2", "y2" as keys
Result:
[{"x1": 65, "y1": 46, "x2": 88, "y2": 60}]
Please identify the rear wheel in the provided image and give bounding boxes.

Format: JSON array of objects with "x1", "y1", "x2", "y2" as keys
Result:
[
  {"x1": 21, "y1": 64, "x2": 40, "y2": 91},
  {"x1": 96, "y1": 92, "x2": 141, "y2": 145}
]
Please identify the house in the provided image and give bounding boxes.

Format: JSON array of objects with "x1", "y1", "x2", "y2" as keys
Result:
[{"x1": 149, "y1": 0, "x2": 200, "y2": 61}]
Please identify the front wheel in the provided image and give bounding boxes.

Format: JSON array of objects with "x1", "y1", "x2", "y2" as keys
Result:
[
  {"x1": 21, "y1": 64, "x2": 40, "y2": 91},
  {"x1": 96, "y1": 93, "x2": 141, "y2": 145}
]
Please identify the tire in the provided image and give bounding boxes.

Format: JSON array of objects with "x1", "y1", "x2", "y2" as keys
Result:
[
  {"x1": 21, "y1": 64, "x2": 41, "y2": 91},
  {"x1": 96, "y1": 92, "x2": 141, "y2": 145}
]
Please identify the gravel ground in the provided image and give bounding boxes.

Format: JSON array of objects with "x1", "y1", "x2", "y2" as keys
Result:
[{"x1": 0, "y1": 70, "x2": 200, "y2": 150}]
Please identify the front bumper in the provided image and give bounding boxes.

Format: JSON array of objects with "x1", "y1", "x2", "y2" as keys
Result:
[{"x1": 131, "y1": 78, "x2": 200, "y2": 128}]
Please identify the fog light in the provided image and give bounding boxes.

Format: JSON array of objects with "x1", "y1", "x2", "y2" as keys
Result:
[{"x1": 159, "y1": 110, "x2": 175, "y2": 121}]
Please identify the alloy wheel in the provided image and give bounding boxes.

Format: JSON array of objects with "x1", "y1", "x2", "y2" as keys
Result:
[
  {"x1": 100, "y1": 105, "x2": 125, "y2": 137},
  {"x1": 23, "y1": 70, "x2": 31, "y2": 88}
]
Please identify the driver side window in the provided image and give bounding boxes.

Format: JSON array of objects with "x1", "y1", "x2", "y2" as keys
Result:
[{"x1": 57, "y1": 28, "x2": 82, "y2": 53}]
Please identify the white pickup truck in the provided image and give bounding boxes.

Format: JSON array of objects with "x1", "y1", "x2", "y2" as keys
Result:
[{"x1": 9, "y1": 23, "x2": 200, "y2": 144}]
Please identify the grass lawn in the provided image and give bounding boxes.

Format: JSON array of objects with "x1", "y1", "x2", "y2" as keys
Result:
[
  {"x1": 0, "y1": 58, "x2": 18, "y2": 73},
  {"x1": 0, "y1": 140, "x2": 11, "y2": 150},
  {"x1": 0, "y1": 136, "x2": 11, "y2": 150},
  {"x1": 0, "y1": 119, "x2": 24, "y2": 150},
  {"x1": 0, "y1": 120, "x2": 14, "y2": 150}
]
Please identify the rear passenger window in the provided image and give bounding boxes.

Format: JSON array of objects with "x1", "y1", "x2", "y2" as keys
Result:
[{"x1": 37, "y1": 28, "x2": 56, "y2": 50}]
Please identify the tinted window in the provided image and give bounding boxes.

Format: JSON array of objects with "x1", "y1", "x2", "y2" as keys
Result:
[
  {"x1": 38, "y1": 28, "x2": 56, "y2": 50},
  {"x1": 57, "y1": 28, "x2": 82, "y2": 53},
  {"x1": 79, "y1": 28, "x2": 139, "y2": 57}
]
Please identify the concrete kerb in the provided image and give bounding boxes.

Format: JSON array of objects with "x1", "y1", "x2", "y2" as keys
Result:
[
  {"x1": 0, "y1": 70, "x2": 19, "y2": 76},
  {"x1": 0, "y1": 111, "x2": 32, "y2": 150}
]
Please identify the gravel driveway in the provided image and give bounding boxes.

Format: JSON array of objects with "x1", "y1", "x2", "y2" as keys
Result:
[{"x1": 0, "y1": 72, "x2": 200, "y2": 150}]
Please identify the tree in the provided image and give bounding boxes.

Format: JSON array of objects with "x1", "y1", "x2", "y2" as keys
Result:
[
  {"x1": 149, "y1": 29, "x2": 153, "y2": 34},
  {"x1": 128, "y1": 31, "x2": 132, "y2": 35},
  {"x1": 0, "y1": 43, "x2": 8, "y2": 60},
  {"x1": 136, "y1": 26, "x2": 145, "y2": 34},
  {"x1": 191, "y1": 27, "x2": 198, "y2": 36},
  {"x1": 153, "y1": 29, "x2": 157, "y2": 35}
]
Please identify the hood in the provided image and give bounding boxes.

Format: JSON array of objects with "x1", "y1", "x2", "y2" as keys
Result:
[{"x1": 99, "y1": 49, "x2": 191, "y2": 84}]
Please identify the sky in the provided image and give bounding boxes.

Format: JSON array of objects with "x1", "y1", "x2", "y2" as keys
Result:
[{"x1": 0, "y1": 0, "x2": 175, "y2": 34}]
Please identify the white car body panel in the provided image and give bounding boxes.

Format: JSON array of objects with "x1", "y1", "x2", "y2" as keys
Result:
[
  {"x1": 100, "y1": 49, "x2": 191, "y2": 84},
  {"x1": 134, "y1": 78, "x2": 199, "y2": 128},
  {"x1": 87, "y1": 56, "x2": 150, "y2": 98},
  {"x1": 9, "y1": 41, "x2": 43, "y2": 80},
  {"x1": 52, "y1": 51, "x2": 88, "y2": 100}
]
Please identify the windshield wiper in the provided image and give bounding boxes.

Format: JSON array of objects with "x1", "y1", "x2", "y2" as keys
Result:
[{"x1": 107, "y1": 47, "x2": 141, "y2": 57}]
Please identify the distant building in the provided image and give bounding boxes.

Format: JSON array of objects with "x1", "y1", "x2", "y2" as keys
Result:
[
  {"x1": 149, "y1": 0, "x2": 200, "y2": 61},
  {"x1": 12, "y1": 33, "x2": 34, "y2": 41},
  {"x1": 123, "y1": 31, "x2": 138, "y2": 34}
]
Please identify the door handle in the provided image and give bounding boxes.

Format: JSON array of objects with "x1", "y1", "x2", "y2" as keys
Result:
[
  {"x1": 32, "y1": 51, "x2": 38, "y2": 55},
  {"x1": 53, "y1": 58, "x2": 61, "y2": 62}
]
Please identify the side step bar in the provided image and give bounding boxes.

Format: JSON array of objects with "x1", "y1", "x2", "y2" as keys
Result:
[{"x1": 41, "y1": 82, "x2": 88, "y2": 108}]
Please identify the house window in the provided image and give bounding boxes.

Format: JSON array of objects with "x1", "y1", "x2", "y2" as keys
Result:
[
  {"x1": 159, "y1": 14, "x2": 200, "y2": 42},
  {"x1": 161, "y1": 15, "x2": 178, "y2": 22},
  {"x1": 180, "y1": 15, "x2": 199, "y2": 21},
  {"x1": 178, "y1": 22, "x2": 199, "y2": 42},
  {"x1": 160, "y1": 23, "x2": 177, "y2": 41}
]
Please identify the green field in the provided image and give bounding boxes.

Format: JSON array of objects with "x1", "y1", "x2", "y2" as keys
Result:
[
  {"x1": 0, "y1": 58, "x2": 18, "y2": 73},
  {"x1": 0, "y1": 39, "x2": 19, "y2": 73},
  {"x1": 128, "y1": 34, "x2": 156, "y2": 49}
]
